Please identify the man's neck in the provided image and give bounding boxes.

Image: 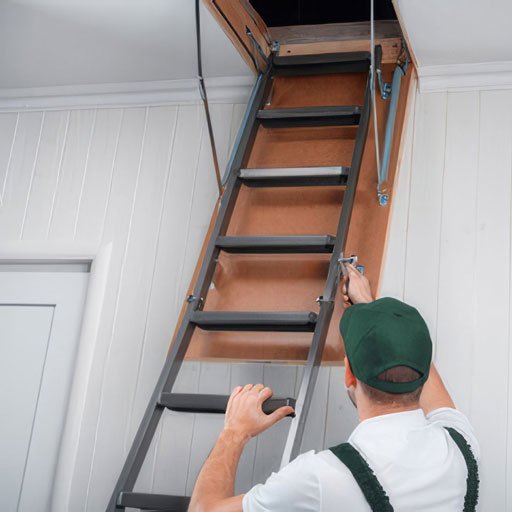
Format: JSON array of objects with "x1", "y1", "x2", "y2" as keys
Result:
[{"x1": 357, "y1": 402, "x2": 420, "y2": 422}]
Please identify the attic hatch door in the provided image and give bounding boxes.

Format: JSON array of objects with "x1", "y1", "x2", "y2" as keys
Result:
[{"x1": 203, "y1": 0, "x2": 272, "y2": 73}]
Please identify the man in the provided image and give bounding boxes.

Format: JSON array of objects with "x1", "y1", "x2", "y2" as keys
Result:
[{"x1": 189, "y1": 264, "x2": 480, "y2": 511}]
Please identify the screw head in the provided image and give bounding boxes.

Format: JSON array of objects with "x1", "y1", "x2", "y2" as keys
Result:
[{"x1": 378, "y1": 193, "x2": 389, "y2": 207}]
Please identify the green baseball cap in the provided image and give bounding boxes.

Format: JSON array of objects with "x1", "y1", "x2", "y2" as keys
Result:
[{"x1": 340, "y1": 297, "x2": 432, "y2": 393}]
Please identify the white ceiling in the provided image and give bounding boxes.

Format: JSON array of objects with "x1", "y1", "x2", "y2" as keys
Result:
[
  {"x1": 1, "y1": 0, "x2": 512, "y2": 90},
  {"x1": 0, "y1": 0, "x2": 251, "y2": 89},
  {"x1": 395, "y1": 0, "x2": 512, "y2": 67}
]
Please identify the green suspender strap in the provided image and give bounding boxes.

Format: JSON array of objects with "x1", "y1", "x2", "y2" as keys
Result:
[
  {"x1": 330, "y1": 428, "x2": 479, "y2": 512},
  {"x1": 444, "y1": 427, "x2": 479, "y2": 512},
  {"x1": 329, "y1": 443, "x2": 393, "y2": 512}
]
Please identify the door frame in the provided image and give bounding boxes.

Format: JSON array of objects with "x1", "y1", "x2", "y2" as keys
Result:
[{"x1": 0, "y1": 240, "x2": 112, "y2": 511}]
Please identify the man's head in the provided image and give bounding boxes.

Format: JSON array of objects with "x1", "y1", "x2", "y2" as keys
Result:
[{"x1": 340, "y1": 297, "x2": 432, "y2": 409}]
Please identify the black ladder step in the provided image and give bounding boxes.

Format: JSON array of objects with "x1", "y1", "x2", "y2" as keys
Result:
[
  {"x1": 216, "y1": 235, "x2": 335, "y2": 254},
  {"x1": 273, "y1": 51, "x2": 371, "y2": 76},
  {"x1": 190, "y1": 311, "x2": 318, "y2": 332},
  {"x1": 117, "y1": 491, "x2": 190, "y2": 511},
  {"x1": 159, "y1": 393, "x2": 296, "y2": 416},
  {"x1": 239, "y1": 165, "x2": 349, "y2": 187},
  {"x1": 257, "y1": 106, "x2": 361, "y2": 128}
]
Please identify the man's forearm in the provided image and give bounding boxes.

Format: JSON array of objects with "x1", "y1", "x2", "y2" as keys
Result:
[{"x1": 189, "y1": 429, "x2": 248, "y2": 511}]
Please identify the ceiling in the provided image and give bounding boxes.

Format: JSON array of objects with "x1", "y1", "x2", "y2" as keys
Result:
[
  {"x1": 0, "y1": 0, "x2": 250, "y2": 89},
  {"x1": 395, "y1": 0, "x2": 512, "y2": 67},
  {"x1": 1, "y1": 0, "x2": 511, "y2": 90}
]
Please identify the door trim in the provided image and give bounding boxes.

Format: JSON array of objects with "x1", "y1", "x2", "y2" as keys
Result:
[{"x1": 0, "y1": 240, "x2": 112, "y2": 511}]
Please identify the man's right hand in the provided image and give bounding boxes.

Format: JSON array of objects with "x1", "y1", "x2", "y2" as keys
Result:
[{"x1": 342, "y1": 263, "x2": 374, "y2": 304}]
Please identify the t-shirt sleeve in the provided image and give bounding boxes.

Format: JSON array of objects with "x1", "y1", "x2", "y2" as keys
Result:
[
  {"x1": 426, "y1": 407, "x2": 480, "y2": 459},
  {"x1": 242, "y1": 451, "x2": 321, "y2": 512}
]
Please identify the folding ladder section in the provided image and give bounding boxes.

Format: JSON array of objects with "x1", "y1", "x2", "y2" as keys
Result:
[{"x1": 107, "y1": 50, "x2": 373, "y2": 511}]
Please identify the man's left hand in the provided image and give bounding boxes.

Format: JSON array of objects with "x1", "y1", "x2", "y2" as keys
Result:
[{"x1": 223, "y1": 384, "x2": 295, "y2": 441}]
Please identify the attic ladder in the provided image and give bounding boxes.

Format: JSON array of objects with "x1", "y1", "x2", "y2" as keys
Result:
[{"x1": 107, "y1": 49, "x2": 373, "y2": 512}]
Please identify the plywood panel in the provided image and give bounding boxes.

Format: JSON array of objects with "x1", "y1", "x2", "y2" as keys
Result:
[{"x1": 185, "y1": 66, "x2": 413, "y2": 362}]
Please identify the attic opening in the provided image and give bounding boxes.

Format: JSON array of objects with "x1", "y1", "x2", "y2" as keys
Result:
[{"x1": 249, "y1": 0, "x2": 398, "y2": 27}]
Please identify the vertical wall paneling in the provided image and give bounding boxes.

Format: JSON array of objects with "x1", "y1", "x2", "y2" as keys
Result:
[
  {"x1": 47, "y1": 110, "x2": 96, "y2": 239},
  {"x1": 251, "y1": 365, "x2": 297, "y2": 486},
  {"x1": 185, "y1": 363, "x2": 232, "y2": 495},
  {"x1": 69, "y1": 108, "x2": 149, "y2": 509},
  {"x1": 471, "y1": 90, "x2": 512, "y2": 508},
  {"x1": 73, "y1": 109, "x2": 124, "y2": 242},
  {"x1": 2, "y1": 84, "x2": 512, "y2": 511},
  {"x1": 403, "y1": 92, "x2": 448, "y2": 332},
  {"x1": 379, "y1": 88, "x2": 416, "y2": 300},
  {"x1": 0, "y1": 111, "x2": 43, "y2": 237},
  {"x1": 382, "y1": 89, "x2": 512, "y2": 511},
  {"x1": 324, "y1": 367, "x2": 359, "y2": 448},
  {"x1": 434, "y1": 92, "x2": 480, "y2": 414},
  {"x1": 128, "y1": 105, "x2": 204, "y2": 455},
  {"x1": 297, "y1": 366, "x2": 330, "y2": 453},
  {"x1": 230, "y1": 363, "x2": 265, "y2": 494},
  {"x1": 21, "y1": 111, "x2": 70, "y2": 240},
  {"x1": 148, "y1": 361, "x2": 200, "y2": 495},
  {"x1": 85, "y1": 106, "x2": 179, "y2": 511},
  {"x1": 0, "y1": 112, "x2": 19, "y2": 207}
]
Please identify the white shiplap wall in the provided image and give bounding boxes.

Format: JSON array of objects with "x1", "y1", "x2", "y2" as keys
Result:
[
  {"x1": 1, "y1": 85, "x2": 511, "y2": 511},
  {"x1": 0, "y1": 101, "x2": 359, "y2": 511},
  {"x1": 381, "y1": 88, "x2": 512, "y2": 511}
]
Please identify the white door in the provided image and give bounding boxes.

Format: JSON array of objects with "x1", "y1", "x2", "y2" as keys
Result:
[{"x1": 0, "y1": 262, "x2": 89, "y2": 512}]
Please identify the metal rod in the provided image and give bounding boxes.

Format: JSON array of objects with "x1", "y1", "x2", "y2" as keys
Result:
[
  {"x1": 195, "y1": 0, "x2": 222, "y2": 194},
  {"x1": 378, "y1": 63, "x2": 406, "y2": 203}
]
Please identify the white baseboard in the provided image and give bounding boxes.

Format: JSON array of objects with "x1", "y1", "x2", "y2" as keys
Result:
[
  {"x1": 0, "y1": 75, "x2": 255, "y2": 112},
  {"x1": 418, "y1": 61, "x2": 512, "y2": 93}
]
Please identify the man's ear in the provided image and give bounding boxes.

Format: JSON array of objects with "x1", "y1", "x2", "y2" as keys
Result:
[{"x1": 344, "y1": 356, "x2": 357, "y2": 388}]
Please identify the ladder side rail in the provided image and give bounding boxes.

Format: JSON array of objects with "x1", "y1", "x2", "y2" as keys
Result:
[
  {"x1": 106, "y1": 67, "x2": 272, "y2": 511},
  {"x1": 280, "y1": 70, "x2": 372, "y2": 467}
]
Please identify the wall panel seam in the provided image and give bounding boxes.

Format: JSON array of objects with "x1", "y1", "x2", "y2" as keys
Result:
[
  {"x1": 73, "y1": 109, "x2": 98, "y2": 239},
  {"x1": 20, "y1": 112, "x2": 45, "y2": 239},
  {"x1": 0, "y1": 112, "x2": 19, "y2": 207}
]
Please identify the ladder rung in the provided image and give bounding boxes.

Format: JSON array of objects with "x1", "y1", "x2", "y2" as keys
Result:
[
  {"x1": 190, "y1": 311, "x2": 318, "y2": 332},
  {"x1": 273, "y1": 51, "x2": 371, "y2": 76},
  {"x1": 117, "y1": 491, "x2": 190, "y2": 511},
  {"x1": 159, "y1": 393, "x2": 296, "y2": 416},
  {"x1": 239, "y1": 166, "x2": 349, "y2": 187},
  {"x1": 216, "y1": 235, "x2": 335, "y2": 254},
  {"x1": 257, "y1": 106, "x2": 361, "y2": 128}
]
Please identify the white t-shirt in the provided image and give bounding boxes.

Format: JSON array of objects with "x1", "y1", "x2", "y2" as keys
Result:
[{"x1": 243, "y1": 408, "x2": 479, "y2": 511}]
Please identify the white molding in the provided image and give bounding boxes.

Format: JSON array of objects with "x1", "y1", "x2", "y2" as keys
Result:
[
  {"x1": 418, "y1": 61, "x2": 512, "y2": 93},
  {"x1": 52, "y1": 242, "x2": 112, "y2": 512},
  {"x1": 0, "y1": 75, "x2": 255, "y2": 112}
]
